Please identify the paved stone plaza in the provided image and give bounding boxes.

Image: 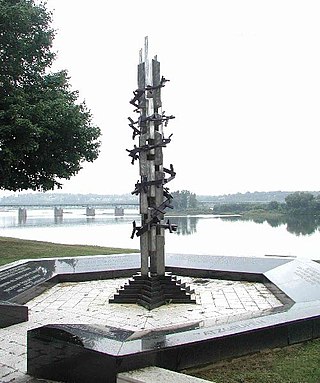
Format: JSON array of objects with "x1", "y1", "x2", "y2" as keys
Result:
[{"x1": 0, "y1": 276, "x2": 282, "y2": 382}]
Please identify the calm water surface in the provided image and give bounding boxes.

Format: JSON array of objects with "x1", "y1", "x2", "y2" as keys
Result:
[{"x1": 1, "y1": 208, "x2": 320, "y2": 260}]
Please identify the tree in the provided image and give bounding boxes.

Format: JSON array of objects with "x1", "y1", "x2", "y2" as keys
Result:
[
  {"x1": 172, "y1": 190, "x2": 198, "y2": 210},
  {"x1": 268, "y1": 200, "x2": 279, "y2": 210},
  {"x1": 285, "y1": 192, "x2": 314, "y2": 211},
  {"x1": 0, "y1": 0, "x2": 101, "y2": 191}
]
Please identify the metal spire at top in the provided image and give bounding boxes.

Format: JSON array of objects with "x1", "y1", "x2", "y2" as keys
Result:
[
  {"x1": 144, "y1": 36, "x2": 148, "y2": 63},
  {"x1": 144, "y1": 36, "x2": 152, "y2": 86}
]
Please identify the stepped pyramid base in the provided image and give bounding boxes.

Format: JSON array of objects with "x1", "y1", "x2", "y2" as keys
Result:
[{"x1": 109, "y1": 273, "x2": 196, "y2": 310}]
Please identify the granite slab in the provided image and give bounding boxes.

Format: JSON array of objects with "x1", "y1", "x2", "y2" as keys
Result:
[
  {"x1": 0, "y1": 300, "x2": 28, "y2": 328},
  {"x1": 265, "y1": 258, "x2": 320, "y2": 302}
]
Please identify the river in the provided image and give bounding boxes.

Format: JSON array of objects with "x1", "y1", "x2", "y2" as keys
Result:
[{"x1": 1, "y1": 208, "x2": 320, "y2": 260}]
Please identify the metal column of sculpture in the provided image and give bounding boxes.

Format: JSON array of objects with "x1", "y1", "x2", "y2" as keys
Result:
[{"x1": 110, "y1": 38, "x2": 195, "y2": 310}]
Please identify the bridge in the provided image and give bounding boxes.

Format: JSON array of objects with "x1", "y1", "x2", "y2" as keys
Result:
[
  {"x1": 0, "y1": 202, "x2": 139, "y2": 208},
  {"x1": 0, "y1": 203, "x2": 139, "y2": 220}
]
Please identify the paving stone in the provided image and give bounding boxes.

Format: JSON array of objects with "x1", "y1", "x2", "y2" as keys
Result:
[{"x1": 0, "y1": 363, "x2": 15, "y2": 377}]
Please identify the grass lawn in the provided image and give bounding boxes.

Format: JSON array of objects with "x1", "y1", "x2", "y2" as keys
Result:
[
  {"x1": 0, "y1": 236, "x2": 138, "y2": 266},
  {"x1": 186, "y1": 339, "x2": 320, "y2": 383}
]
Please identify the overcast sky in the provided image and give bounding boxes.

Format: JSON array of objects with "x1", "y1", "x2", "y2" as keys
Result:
[{"x1": 15, "y1": 1, "x2": 320, "y2": 195}]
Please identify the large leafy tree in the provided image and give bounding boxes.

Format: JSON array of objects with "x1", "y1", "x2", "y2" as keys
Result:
[
  {"x1": 285, "y1": 192, "x2": 314, "y2": 212},
  {"x1": 0, "y1": 0, "x2": 101, "y2": 191},
  {"x1": 171, "y1": 190, "x2": 198, "y2": 210}
]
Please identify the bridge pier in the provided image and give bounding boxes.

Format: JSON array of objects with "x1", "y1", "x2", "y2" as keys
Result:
[
  {"x1": 86, "y1": 207, "x2": 95, "y2": 217},
  {"x1": 54, "y1": 207, "x2": 63, "y2": 218},
  {"x1": 115, "y1": 207, "x2": 124, "y2": 216}
]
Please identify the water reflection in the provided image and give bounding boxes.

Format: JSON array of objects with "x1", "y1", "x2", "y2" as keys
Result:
[
  {"x1": 286, "y1": 216, "x2": 320, "y2": 236},
  {"x1": 18, "y1": 208, "x2": 27, "y2": 225},
  {"x1": 54, "y1": 216, "x2": 63, "y2": 224},
  {"x1": 6, "y1": 207, "x2": 320, "y2": 238},
  {"x1": 58, "y1": 258, "x2": 79, "y2": 272},
  {"x1": 225, "y1": 215, "x2": 320, "y2": 236},
  {"x1": 32, "y1": 259, "x2": 56, "y2": 279},
  {"x1": 2, "y1": 209, "x2": 320, "y2": 258},
  {"x1": 170, "y1": 216, "x2": 199, "y2": 236}
]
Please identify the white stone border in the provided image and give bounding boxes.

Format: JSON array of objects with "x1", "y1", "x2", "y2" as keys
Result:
[{"x1": 117, "y1": 367, "x2": 211, "y2": 383}]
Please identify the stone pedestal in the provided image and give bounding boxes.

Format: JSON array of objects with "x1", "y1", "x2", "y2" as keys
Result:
[{"x1": 110, "y1": 273, "x2": 195, "y2": 310}]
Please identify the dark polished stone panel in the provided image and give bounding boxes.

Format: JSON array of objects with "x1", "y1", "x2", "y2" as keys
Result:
[
  {"x1": 0, "y1": 301, "x2": 28, "y2": 328},
  {"x1": 28, "y1": 313, "x2": 320, "y2": 382},
  {"x1": 288, "y1": 319, "x2": 313, "y2": 345},
  {"x1": 0, "y1": 261, "x2": 54, "y2": 302},
  {"x1": 312, "y1": 317, "x2": 320, "y2": 338},
  {"x1": 27, "y1": 326, "x2": 118, "y2": 383}
]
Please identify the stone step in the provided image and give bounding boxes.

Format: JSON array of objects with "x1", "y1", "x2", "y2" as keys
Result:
[
  {"x1": 117, "y1": 366, "x2": 211, "y2": 383},
  {"x1": 109, "y1": 274, "x2": 196, "y2": 310}
]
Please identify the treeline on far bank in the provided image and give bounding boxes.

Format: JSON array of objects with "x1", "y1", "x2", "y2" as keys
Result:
[
  {"x1": 211, "y1": 192, "x2": 320, "y2": 217},
  {"x1": 170, "y1": 190, "x2": 209, "y2": 214},
  {"x1": 169, "y1": 190, "x2": 320, "y2": 218}
]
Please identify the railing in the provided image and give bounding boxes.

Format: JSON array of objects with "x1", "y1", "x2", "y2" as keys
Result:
[
  {"x1": 0, "y1": 202, "x2": 139, "y2": 208},
  {"x1": 0, "y1": 203, "x2": 139, "y2": 219}
]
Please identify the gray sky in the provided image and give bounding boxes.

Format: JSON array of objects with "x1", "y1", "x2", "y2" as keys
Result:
[{"x1": 17, "y1": 1, "x2": 320, "y2": 195}]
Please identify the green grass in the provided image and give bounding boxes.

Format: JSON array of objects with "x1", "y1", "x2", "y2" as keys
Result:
[
  {"x1": 242, "y1": 209, "x2": 285, "y2": 220},
  {"x1": 186, "y1": 339, "x2": 320, "y2": 383},
  {"x1": 0, "y1": 236, "x2": 138, "y2": 266}
]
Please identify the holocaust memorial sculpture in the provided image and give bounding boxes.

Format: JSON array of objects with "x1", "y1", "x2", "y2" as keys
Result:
[{"x1": 110, "y1": 37, "x2": 195, "y2": 309}]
